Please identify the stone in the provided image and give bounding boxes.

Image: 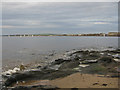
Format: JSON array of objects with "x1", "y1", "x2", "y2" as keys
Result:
[
  {"x1": 93, "y1": 83, "x2": 99, "y2": 85},
  {"x1": 84, "y1": 60, "x2": 98, "y2": 63},
  {"x1": 59, "y1": 61, "x2": 80, "y2": 70},
  {"x1": 79, "y1": 64, "x2": 89, "y2": 68},
  {"x1": 20, "y1": 65, "x2": 25, "y2": 71},
  {"x1": 112, "y1": 54, "x2": 120, "y2": 59},
  {"x1": 114, "y1": 59, "x2": 120, "y2": 62},
  {"x1": 10, "y1": 85, "x2": 58, "y2": 90},
  {"x1": 52, "y1": 59, "x2": 69, "y2": 65},
  {"x1": 98, "y1": 57, "x2": 114, "y2": 63},
  {"x1": 48, "y1": 65, "x2": 61, "y2": 70},
  {"x1": 102, "y1": 84, "x2": 107, "y2": 86}
]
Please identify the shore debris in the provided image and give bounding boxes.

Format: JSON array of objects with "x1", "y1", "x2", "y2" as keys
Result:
[
  {"x1": 20, "y1": 64, "x2": 25, "y2": 71},
  {"x1": 2, "y1": 67, "x2": 20, "y2": 76}
]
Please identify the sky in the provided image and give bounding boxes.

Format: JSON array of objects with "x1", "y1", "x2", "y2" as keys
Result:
[{"x1": 2, "y1": 2, "x2": 118, "y2": 35}]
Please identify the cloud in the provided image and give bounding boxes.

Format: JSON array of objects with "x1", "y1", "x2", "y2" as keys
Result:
[
  {"x1": 93, "y1": 22, "x2": 111, "y2": 24},
  {"x1": 2, "y1": 0, "x2": 119, "y2": 2},
  {"x1": 2, "y1": 2, "x2": 118, "y2": 34},
  {"x1": 1, "y1": 24, "x2": 60, "y2": 29},
  {"x1": 0, "y1": 25, "x2": 15, "y2": 29}
]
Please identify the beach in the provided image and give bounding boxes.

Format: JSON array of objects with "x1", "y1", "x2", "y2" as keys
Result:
[
  {"x1": 2, "y1": 1, "x2": 119, "y2": 89},
  {"x1": 12, "y1": 73, "x2": 118, "y2": 88},
  {"x1": 50, "y1": 73, "x2": 118, "y2": 88},
  {"x1": 2, "y1": 48, "x2": 120, "y2": 89}
]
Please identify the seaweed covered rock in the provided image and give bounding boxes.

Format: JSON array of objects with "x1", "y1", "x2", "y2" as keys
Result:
[
  {"x1": 4, "y1": 85, "x2": 58, "y2": 90},
  {"x1": 98, "y1": 56, "x2": 115, "y2": 64},
  {"x1": 59, "y1": 61, "x2": 80, "y2": 70},
  {"x1": 51, "y1": 59, "x2": 69, "y2": 65}
]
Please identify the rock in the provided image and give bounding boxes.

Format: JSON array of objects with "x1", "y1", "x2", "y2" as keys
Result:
[
  {"x1": 48, "y1": 65, "x2": 61, "y2": 70},
  {"x1": 82, "y1": 60, "x2": 98, "y2": 64},
  {"x1": 37, "y1": 65, "x2": 42, "y2": 69},
  {"x1": 49, "y1": 53, "x2": 54, "y2": 56},
  {"x1": 6, "y1": 85, "x2": 58, "y2": 90},
  {"x1": 2, "y1": 67, "x2": 20, "y2": 76},
  {"x1": 114, "y1": 59, "x2": 120, "y2": 62},
  {"x1": 4, "y1": 71, "x2": 34, "y2": 86},
  {"x1": 31, "y1": 53, "x2": 35, "y2": 55},
  {"x1": 59, "y1": 61, "x2": 80, "y2": 70},
  {"x1": 4, "y1": 66, "x2": 77, "y2": 87},
  {"x1": 98, "y1": 56, "x2": 114, "y2": 63},
  {"x1": 100, "y1": 53, "x2": 104, "y2": 55},
  {"x1": 93, "y1": 83, "x2": 99, "y2": 85},
  {"x1": 79, "y1": 64, "x2": 89, "y2": 68},
  {"x1": 107, "y1": 53, "x2": 111, "y2": 56},
  {"x1": 3, "y1": 49, "x2": 120, "y2": 88},
  {"x1": 73, "y1": 67, "x2": 81, "y2": 71},
  {"x1": 81, "y1": 60, "x2": 89, "y2": 64},
  {"x1": 112, "y1": 54, "x2": 120, "y2": 59},
  {"x1": 115, "y1": 67, "x2": 120, "y2": 72},
  {"x1": 20, "y1": 64, "x2": 25, "y2": 71},
  {"x1": 52, "y1": 59, "x2": 69, "y2": 65},
  {"x1": 0, "y1": 81, "x2": 2, "y2": 90},
  {"x1": 98, "y1": 75, "x2": 105, "y2": 77},
  {"x1": 102, "y1": 84, "x2": 107, "y2": 86}
]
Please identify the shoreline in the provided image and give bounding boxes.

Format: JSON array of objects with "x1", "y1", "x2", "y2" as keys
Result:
[
  {"x1": 11, "y1": 73, "x2": 118, "y2": 88},
  {"x1": 1, "y1": 48, "x2": 120, "y2": 89},
  {"x1": 2, "y1": 47, "x2": 118, "y2": 71}
]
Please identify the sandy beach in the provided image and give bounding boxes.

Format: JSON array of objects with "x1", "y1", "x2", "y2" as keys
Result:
[
  {"x1": 12, "y1": 73, "x2": 118, "y2": 88},
  {"x1": 2, "y1": 49, "x2": 120, "y2": 89},
  {"x1": 50, "y1": 73, "x2": 118, "y2": 88}
]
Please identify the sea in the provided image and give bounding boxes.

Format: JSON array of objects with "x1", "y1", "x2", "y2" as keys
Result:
[{"x1": 2, "y1": 36, "x2": 119, "y2": 70}]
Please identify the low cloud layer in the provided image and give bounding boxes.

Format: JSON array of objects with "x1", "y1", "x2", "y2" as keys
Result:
[{"x1": 2, "y1": 2, "x2": 118, "y2": 34}]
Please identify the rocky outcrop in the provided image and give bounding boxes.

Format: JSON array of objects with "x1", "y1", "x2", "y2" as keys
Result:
[
  {"x1": 4, "y1": 85, "x2": 58, "y2": 90},
  {"x1": 2, "y1": 49, "x2": 120, "y2": 89}
]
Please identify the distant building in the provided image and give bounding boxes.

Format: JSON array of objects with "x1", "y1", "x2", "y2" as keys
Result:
[
  {"x1": 99, "y1": 33, "x2": 106, "y2": 36},
  {"x1": 108, "y1": 32, "x2": 120, "y2": 36}
]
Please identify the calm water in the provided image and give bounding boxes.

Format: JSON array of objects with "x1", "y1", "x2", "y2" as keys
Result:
[{"x1": 2, "y1": 36, "x2": 119, "y2": 69}]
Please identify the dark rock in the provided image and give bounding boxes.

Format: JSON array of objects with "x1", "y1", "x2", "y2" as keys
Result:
[
  {"x1": 8, "y1": 85, "x2": 58, "y2": 90},
  {"x1": 98, "y1": 56, "x2": 114, "y2": 63},
  {"x1": 4, "y1": 71, "x2": 45, "y2": 86},
  {"x1": 102, "y1": 84, "x2": 107, "y2": 86},
  {"x1": 82, "y1": 50, "x2": 90, "y2": 55},
  {"x1": 52, "y1": 59, "x2": 69, "y2": 65},
  {"x1": 37, "y1": 66, "x2": 42, "y2": 69},
  {"x1": 49, "y1": 54, "x2": 54, "y2": 56},
  {"x1": 70, "y1": 54, "x2": 80, "y2": 61},
  {"x1": 110, "y1": 49, "x2": 120, "y2": 53},
  {"x1": 31, "y1": 53, "x2": 35, "y2": 55},
  {"x1": 93, "y1": 83, "x2": 99, "y2": 85},
  {"x1": 59, "y1": 61, "x2": 80, "y2": 70},
  {"x1": 41, "y1": 70, "x2": 77, "y2": 80},
  {"x1": 4, "y1": 67, "x2": 77, "y2": 87},
  {"x1": 71, "y1": 88, "x2": 78, "y2": 90}
]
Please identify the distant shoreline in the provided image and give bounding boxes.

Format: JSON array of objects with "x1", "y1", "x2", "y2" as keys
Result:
[
  {"x1": 2, "y1": 32, "x2": 120, "y2": 37},
  {"x1": 1, "y1": 35, "x2": 120, "y2": 37}
]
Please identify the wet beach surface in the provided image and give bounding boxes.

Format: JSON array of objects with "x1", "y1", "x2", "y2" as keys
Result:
[{"x1": 1, "y1": 48, "x2": 120, "y2": 89}]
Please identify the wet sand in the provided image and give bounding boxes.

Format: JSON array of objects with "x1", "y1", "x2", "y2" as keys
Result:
[
  {"x1": 50, "y1": 73, "x2": 118, "y2": 88},
  {"x1": 12, "y1": 73, "x2": 118, "y2": 88},
  {"x1": 3, "y1": 49, "x2": 120, "y2": 89}
]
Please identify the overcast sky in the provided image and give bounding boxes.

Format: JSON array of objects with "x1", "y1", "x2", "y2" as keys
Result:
[{"x1": 2, "y1": 2, "x2": 118, "y2": 35}]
